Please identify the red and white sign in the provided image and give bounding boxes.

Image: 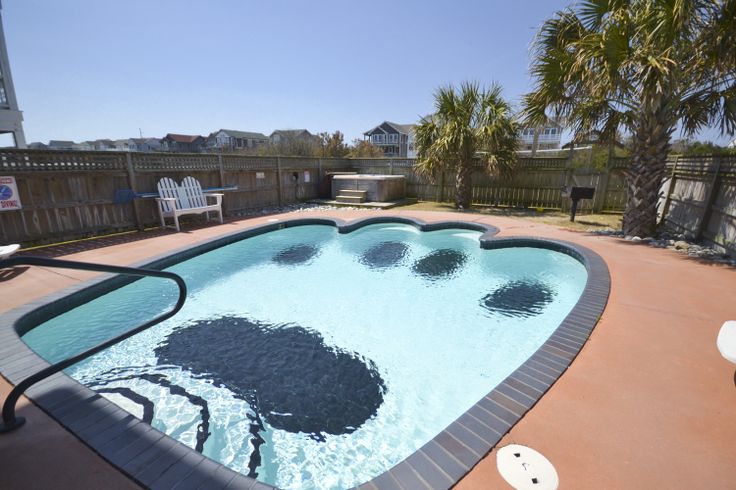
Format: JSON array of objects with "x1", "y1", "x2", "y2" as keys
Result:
[{"x1": 0, "y1": 176, "x2": 22, "y2": 211}]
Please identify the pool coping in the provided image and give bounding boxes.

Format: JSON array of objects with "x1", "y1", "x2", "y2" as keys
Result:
[{"x1": 0, "y1": 216, "x2": 609, "y2": 490}]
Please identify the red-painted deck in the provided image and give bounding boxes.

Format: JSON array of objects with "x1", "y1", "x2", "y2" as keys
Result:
[{"x1": 1, "y1": 210, "x2": 734, "y2": 489}]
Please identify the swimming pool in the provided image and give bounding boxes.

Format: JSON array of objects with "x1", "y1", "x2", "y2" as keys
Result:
[{"x1": 15, "y1": 218, "x2": 605, "y2": 489}]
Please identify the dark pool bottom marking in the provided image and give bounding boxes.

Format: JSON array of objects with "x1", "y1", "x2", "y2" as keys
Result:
[
  {"x1": 412, "y1": 248, "x2": 468, "y2": 280},
  {"x1": 272, "y1": 244, "x2": 320, "y2": 265},
  {"x1": 96, "y1": 387, "x2": 155, "y2": 424},
  {"x1": 88, "y1": 370, "x2": 211, "y2": 453},
  {"x1": 360, "y1": 241, "x2": 409, "y2": 269},
  {"x1": 155, "y1": 317, "x2": 386, "y2": 442},
  {"x1": 481, "y1": 280, "x2": 556, "y2": 318},
  {"x1": 89, "y1": 369, "x2": 267, "y2": 476},
  {"x1": 244, "y1": 393, "x2": 266, "y2": 478}
]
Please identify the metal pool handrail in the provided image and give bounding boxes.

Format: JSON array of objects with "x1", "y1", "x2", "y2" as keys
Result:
[{"x1": 0, "y1": 256, "x2": 187, "y2": 434}]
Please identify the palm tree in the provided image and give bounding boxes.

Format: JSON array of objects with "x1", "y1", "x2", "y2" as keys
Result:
[
  {"x1": 523, "y1": 0, "x2": 736, "y2": 237},
  {"x1": 415, "y1": 82, "x2": 519, "y2": 210}
]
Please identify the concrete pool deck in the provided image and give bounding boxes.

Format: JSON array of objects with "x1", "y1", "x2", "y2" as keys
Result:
[{"x1": 1, "y1": 209, "x2": 735, "y2": 489}]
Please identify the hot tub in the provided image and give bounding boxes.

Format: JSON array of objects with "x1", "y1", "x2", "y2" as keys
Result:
[{"x1": 331, "y1": 174, "x2": 406, "y2": 202}]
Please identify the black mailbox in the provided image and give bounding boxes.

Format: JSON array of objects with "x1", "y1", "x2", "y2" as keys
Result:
[
  {"x1": 570, "y1": 186, "x2": 595, "y2": 200},
  {"x1": 568, "y1": 186, "x2": 596, "y2": 222}
]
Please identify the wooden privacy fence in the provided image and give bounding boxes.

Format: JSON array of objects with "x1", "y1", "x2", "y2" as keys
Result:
[
  {"x1": 0, "y1": 150, "x2": 353, "y2": 244},
  {"x1": 659, "y1": 155, "x2": 736, "y2": 255},
  {"x1": 0, "y1": 149, "x2": 732, "y2": 255},
  {"x1": 348, "y1": 156, "x2": 629, "y2": 213}
]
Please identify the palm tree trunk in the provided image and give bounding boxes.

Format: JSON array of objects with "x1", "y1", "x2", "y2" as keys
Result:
[
  {"x1": 622, "y1": 115, "x2": 672, "y2": 237},
  {"x1": 455, "y1": 162, "x2": 473, "y2": 209}
]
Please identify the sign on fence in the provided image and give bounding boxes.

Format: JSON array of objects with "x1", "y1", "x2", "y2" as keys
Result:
[{"x1": 0, "y1": 176, "x2": 21, "y2": 211}]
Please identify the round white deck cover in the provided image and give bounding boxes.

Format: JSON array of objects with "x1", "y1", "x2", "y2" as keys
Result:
[
  {"x1": 496, "y1": 444, "x2": 559, "y2": 490},
  {"x1": 717, "y1": 320, "x2": 736, "y2": 364}
]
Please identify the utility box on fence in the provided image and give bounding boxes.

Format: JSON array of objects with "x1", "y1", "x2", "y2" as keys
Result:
[{"x1": 567, "y1": 186, "x2": 596, "y2": 222}]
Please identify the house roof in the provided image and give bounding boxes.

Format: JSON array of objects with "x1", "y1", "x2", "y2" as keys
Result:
[
  {"x1": 216, "y1": 129, "x2": 268, "y2": 140},
  {"x1": 364, "y1": 121, "x2": 417, "y2": 136},
  {"x1": 164, "y1": 133, "x2": 204, "y2": 143},
  {"x1": 387, "y1": 122, "x2": 417, "y2": 134},
  {"x1": 270, "y1": 129, "x2": 313, "y2": 138},
  {"x1": 48, "y1": 140, "x2": 75, "y2": 146}
]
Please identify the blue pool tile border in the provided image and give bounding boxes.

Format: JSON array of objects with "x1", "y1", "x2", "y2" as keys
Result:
[{"x1": 0, "y1": 216, "x2": 609, "y2": 490}]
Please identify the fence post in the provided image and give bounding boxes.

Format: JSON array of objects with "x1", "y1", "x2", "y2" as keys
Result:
[
  {"x1": 438, "y1": 171, "x2": 446, "y2": 202},
  {"x1": 276, "y1": 156, "x2": 283, "y2": 207},
  {"x1": 694, "y1": 156, "x2": 722, "y2": 242},
  {"x1": 593, "y1": 143, "x2": 614, "y2": 213},
  {"x1": 217, "y1": 153, "x2": 225, "y2": 187},
  {"x1": 561, "y1": 144, "x2": 575, "y2": 211},
  {"x1": 659, "y1": 155, "x2": 680, "y2": 225},
  {"x1": 389, "y1": 159, "x2": 394, "y2": 175},
  {"x1": 217, "y1": 153, "x2": 227, "y2": 215},
  {"x1": 125, "y1": 153, "x2": 143, "y2": 231}
]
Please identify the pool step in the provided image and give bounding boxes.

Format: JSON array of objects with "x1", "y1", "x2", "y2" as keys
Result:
[
  {"x1": 340, "y1": 189, "x2": 368, "y2": 197},
  {"x1": 336, "y1": 194, "x2": 366, "y2": 204},
  {"x1": 336, "y1": 190, "x2": 368, "y2": 203}
]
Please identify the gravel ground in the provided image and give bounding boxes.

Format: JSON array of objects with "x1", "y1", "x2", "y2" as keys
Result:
[
  {"x1": 593, "y1": 230, "x2": 736, "y2": 266},
  {"x1": 233, "y1": 203, "x2": 383, "y2": 217}
]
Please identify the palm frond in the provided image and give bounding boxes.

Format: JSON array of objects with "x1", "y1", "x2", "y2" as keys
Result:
[
  {"x1": 414, "y1": 82, "x2": 519, "y2": 181},
  {"x1": 523, "y1": 0, "x2": 735, "y2": 141}
]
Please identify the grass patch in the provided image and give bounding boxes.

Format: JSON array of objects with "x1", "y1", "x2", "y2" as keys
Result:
[{"x1": 400, "y1": 201, "x2": 622, "y2": 232}]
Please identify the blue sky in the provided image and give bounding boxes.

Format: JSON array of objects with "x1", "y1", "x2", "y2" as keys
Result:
[{"x1": 4, "y1": 0, "x2": 731, "y2": 145}]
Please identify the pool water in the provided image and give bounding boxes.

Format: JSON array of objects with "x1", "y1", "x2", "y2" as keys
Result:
[{"x1": 22, "y1": 224, "x2": 587, "y2": 489}]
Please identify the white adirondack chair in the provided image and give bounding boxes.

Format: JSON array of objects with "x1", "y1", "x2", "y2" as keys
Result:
[
  {"x1": 156, "y1": 176, "x2": 224, "y2": 232},
  {"x1": 0, "y1": 244, "x2": 20, "y2": 260}
]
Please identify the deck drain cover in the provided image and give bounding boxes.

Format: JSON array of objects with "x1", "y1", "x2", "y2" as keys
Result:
[{"x1": 496, "y1": 444, "x2": 559, "y2": 490}]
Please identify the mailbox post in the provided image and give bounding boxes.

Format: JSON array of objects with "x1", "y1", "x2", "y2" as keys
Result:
[{"x1": 568, "y1": 186, "x2": 595, "y2": 222}]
